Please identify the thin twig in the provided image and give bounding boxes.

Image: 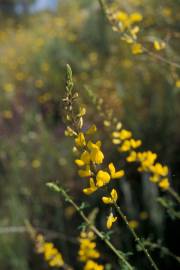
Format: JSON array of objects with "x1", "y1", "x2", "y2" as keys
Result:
[
  {"x1": 168, "y1": 187, "x2": 180, "y2": 204},
  {"x1": 114, "y1": 202, "x2": 159, "y2": 270}
]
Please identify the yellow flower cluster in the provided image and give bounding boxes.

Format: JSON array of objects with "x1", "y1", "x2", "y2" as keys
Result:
[
  {"x1": 79, "y1": 231, "x2": 104, "y2": 270},
  {"x1": 35, "y1": 234, "x2": 64, "y2": 268},
  {"x1": 73, "y1": 124, "x2": 125, "y2": 228},
  {"x1": 84, "y1": 260, "x2": 104, "y2": 270},
  {"x1": 107, "y1": 7, "x2": 143, "y2": 53},
  {"x1": 111, "y1": 10, "x2": 143, "y2": 32},
  {"x1": 112, "y1": 128, "x2": 170, "y2": 190},
  {"x1": 74, "y1": 126, "x2": 124, "y2": 196}
]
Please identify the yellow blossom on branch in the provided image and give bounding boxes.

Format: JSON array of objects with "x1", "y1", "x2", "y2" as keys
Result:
[
  {"x1": 87, "y1": 141, "x2": 104, "y2": 164},
  {"x1": 96, "y1": 170, "x2": 111, "y2": 187},
  {"x1": 75, "y1": 132, "x2": 86, "y2": 147},
  {"x1": 131, "y1": 43, "x2": 143, "y2": 54},
  {"x1": 78, "y1": 165, "x2": 92, "y2": 177},
  {"x1": 102, "y1": 189, "x2": 118, "y2": 204},
  {"x1": 108, "y1": 163, "x2": 124, "y2": 179},
  {"x1": 83, "y1": 178, "x2": 97, "y2": 195},
  {"x1": 153, "y1": 40, "x2": 166, "y2": 51},
  {"x1": 86, "y1": 124, "x2": 97, "y2": 135},
  {"x1": 158, "y1": 178, "x2": 170, "y2": 190},
  {"x1": 75, "y1": 151, "x2": 91, "y2": 167},
  {"x1": 107, "y1": 213, "x2": 117, "y2": 229}
]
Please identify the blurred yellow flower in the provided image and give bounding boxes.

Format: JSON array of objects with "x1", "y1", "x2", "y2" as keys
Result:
[
  {"x1": 129, "y1": 220, "x2": 139, "y2": 229},
  {"x1": 153, "y1": 40, "x2": 166, "y2": 51},
  {"x1": 3, "y1": 83, "x2": 14, "y2": 93},
  {"x1": 84, "y1": 260, "x2": 104, "y2": 270},
  {"x1": 158, "y1": 178, "x2": 169, "y2": 190},
  {"x1": 32, "y1": 159, "x2": 41, "y2": 169},
  {"x1": 75, "y1": 133, "x2": 86, "y2": 147},
  {"x1": 131, "y1": 43, "x2": 143, "y2": 54},
  {"x1": 2, "y1": 110, "x2": 13, "y2": 119},
  {"x1": 107, "y1": 213, "x2": 117, "y2": 229}
]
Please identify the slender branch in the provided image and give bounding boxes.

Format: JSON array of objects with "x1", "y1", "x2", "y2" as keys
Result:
[
  {"x1": 168, "y1": 187, "x2": 180, "y2": 204},
  {"x1": 141, "y1": 240, "x2": 180, "y2": 264},
  {"x1": 114, "y1": 202, "x2": 159, "y2": 270},
  {"x1": 47, "y1": 183, "x2": 134, "y2": 270},
  {"x1": 143, "y1": 47, "x2": 180, "y2": 69},
  {"x1": 98, "y1": 0, "x2": 107, "y2": 15}
]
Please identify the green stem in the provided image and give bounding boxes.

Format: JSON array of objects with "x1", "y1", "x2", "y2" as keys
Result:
[
  {"x1": 142, "y1": 241, "x2": 180, "y2": 264},
  {"x1": 114, "y1": 202, "x2": 159, "y2": 270},
  {"x1": 98, "y1": 0, "x2": 107, "y2": 15},
  {"x1": 168, "y1": 187, "x2": 180, "y2": 204},
  {"x1": 58, "y1": 187, "x2": 133, "y2": 270}
]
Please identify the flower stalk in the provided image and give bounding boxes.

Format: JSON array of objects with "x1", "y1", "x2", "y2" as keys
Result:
[{"x1": 47, "y1": 183, "x2": 134, "y2": 270}]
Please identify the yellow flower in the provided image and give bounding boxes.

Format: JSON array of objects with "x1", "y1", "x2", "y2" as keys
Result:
[
  {"x1": 126, "y1": 151, "x2": 137, "y2": 162},
  {"x1": 149, "y1": 174, "x2": 160, "y2": 183},
  {"x1": 3, "y1": 83, "x2": 14, "y2": 93},
  {"x1": 75, "y1": 133, "x2": 86, "y2": 147},
  {"x1": 44, "y1": 243, "x2": 56, "y2": 260},
  {"x1": 88, "y1": 141, "x2": 104, "y2": 164},
  {"x1": 129, "y1": 220, "x2": 139, "y2": 229},
  {"x1": 158, "y1": 178, "x2": 169, "y2": 190},
  {"x1": 113, "y1": 129, "x2": 132, "y2": 140},
  {"x1": 153, "y1": 40, "x2": 166, "y2": 51},
  {"x1": 86, "y1": 124, "x2": 97, "y2": 135},
  {"x1": 102, "y1": 189, "x2": 118, "y2": 204},
  {"x1": 175, "y1": 80, "x2": 180, "y2": 88},
  {"x1": 49, "y1": 253, "x2": 64, "y2": 267},
  {"x1": 112, "y1": 131, "x2": 121, "y2": 138},
  {"x1": 35, "y1": 235, "x2": 64, "y2": 267},
  {"x1": 130, "y1": 26, "x2": 140, "y2": 39},
  {"x1": 84, "y1": 260, "x2": 104, "y2": 270},
  {"x1": 35, "y1": 234, "x2": 45, "y2": 253},
  {"x1": 150, "y1": 163, "x2": 168, "y2": 177},
  {"x1": 75, "y1": 151, "x2": 91, "y2": 167},
  {"x1": 81, "y1": 151, "x2": 91, "y2": 164},
  {"x1": 108, "y1": 163, "x2": 124, "y2": 179},
  {"x1": 130, "y1": 139, "x2": 142, "y2": 149},
  {"x1": 79, "y1": 232, "x2": 100, "y2": 262},
  {"x1": 115, "y1": 11, "x2": 128, "y2": 25},
  {"x1": 137, "y1": 151, "x2": 157, "y2": 171},
  {"x1": 112, "y1": 138, "x2": 121, "y2": 144},
  {"x1": 78, "y1": 166, "x2": 92, "y2": 177},
  {"x1": 118, "y1": 140, "x2": 131, "y2": 152},
  {"x1": 32, "y1": 159, "x2": 41, "y2": 169},
  {"x1": 107, "y1": 213, "x2": 117, "y2": 229},
  {"x1": 90, "y1": 148, "x2": 104, "y2": 164},
  {"x1": 129, "y1": 12, "x2": 143, "y2": 23},
  {"x1": 96, "y1": 170, "x2": 110, "y2": 187},
  {"x1": 131, "y1": 43, "x2": 143, "y2": 54},
  {"x1": 83, "y1": 178, "x2": 97, "y2": 195},
  {"x1": 75, "y1": 159, "x2": 85, "y2": 166}
]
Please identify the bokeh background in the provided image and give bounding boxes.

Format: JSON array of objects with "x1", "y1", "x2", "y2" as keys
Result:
[{"x1": 0, "y1": 0, "x2": 180, "y2": 269}]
